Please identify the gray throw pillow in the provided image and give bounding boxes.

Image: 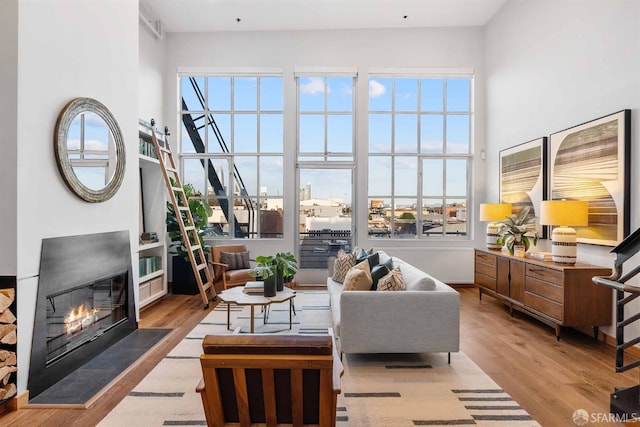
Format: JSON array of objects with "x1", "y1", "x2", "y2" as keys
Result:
[
  {"x1": 220, "y1": 251, "x2": 250, "y2": 270},
  {"x1": 370, "y1": 264, "x2": 390, "y2": 290}
]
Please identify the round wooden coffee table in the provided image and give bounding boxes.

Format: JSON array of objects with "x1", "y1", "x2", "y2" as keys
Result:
[{"x1": 217, "y1": 286, "x2": 296, "y2": 333}]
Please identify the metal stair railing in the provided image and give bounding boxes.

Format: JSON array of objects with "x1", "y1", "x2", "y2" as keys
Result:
[
  {"x1": 592, "y1": 226, "x2": 640, "y2": 419},
  {"x1": 181, "y1": 77, "x2": 256, "y2": 237}
]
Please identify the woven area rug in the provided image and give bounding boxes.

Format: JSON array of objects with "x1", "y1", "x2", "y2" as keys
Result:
[{"x1": 99, "y1": 290, "x2": 539, "y2": 426}]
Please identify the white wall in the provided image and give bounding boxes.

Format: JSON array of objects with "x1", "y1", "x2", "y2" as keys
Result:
[
  {"x1": 139, "y1": 19, "x2": 166, "y2": 124},
  {"x1": 164, "y1": 27, "x2": 486, "y2": 283},
  {"x1": 15, "y1": 0, "x2": 139, "y2": 394},
  {"x1": 0, "y1": 0, "x2": 18, "y2": 276},
  {"x1": 485, "y1": 0, "x2": 640, "y2": 337}
]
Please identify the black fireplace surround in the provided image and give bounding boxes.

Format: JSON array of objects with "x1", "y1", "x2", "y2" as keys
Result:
[{"x1": 29, "y1": 231, "x2": 136, "y2": 399}]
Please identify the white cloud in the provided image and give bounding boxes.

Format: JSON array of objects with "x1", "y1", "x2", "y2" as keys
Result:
[
  {"x1": 66, "y1": 138, "x2": 108, "y2": 151},
  {"x1": 369, "y1": 80, "x2": 386, "y2": 98},
  {"x1": 300, "y1": 78, "x2": 325, "y2": 95},
  {"x1": 85, "y1": 138, "x2": 109, "y2": 151}
]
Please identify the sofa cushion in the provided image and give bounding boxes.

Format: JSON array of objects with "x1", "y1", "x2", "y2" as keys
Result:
[
  {"x1": 405, "y1": 275, "x2": 437, "y2": 291},
  {"x1": 343, "y1": 268, "x2": 373, "y2": 291},
  {"x1": 332, "y1": 251, "x2": 356, "y2": 283},
  {"x1": 377, "y1": 250, "x2": 391, "y2": 265},
  {"x1": 394, "y1": 259, "x2": 436, "y2": 291},
  {"x1": 402, "y1": 265, "x2": 437, "y2": 290},
  {"x1": 377, "y1": 267, "x2": 405, "y2": 291},
  {"x1": 220, "y1": 251, "x2": 250, "y2": 271},
  {"x1": 226, "y1": 269, "x2": 252, "y2": 283}
]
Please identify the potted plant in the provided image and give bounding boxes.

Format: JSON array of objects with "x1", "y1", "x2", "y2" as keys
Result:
[
  {"x1": 248, "y1": 255, "x2": 278, "y2": 297},
  {"x1": 275, "y1": 252, "x2": 298, "y2": 290},
  {"x1": 495, "y1": 206, "x2": 539, "y2": 256},
  {"x1": 167, "y1": 179, "x2": 213, "y2": 294}
]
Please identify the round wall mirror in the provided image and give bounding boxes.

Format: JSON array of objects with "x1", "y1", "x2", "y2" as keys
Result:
[{"x1": 54, "y1": 97, "x2": 126, "y2": 202}]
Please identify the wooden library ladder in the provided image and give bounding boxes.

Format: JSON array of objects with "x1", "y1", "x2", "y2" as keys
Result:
[{"x1": 149, "y1": 119, "x2": 216, "y2": 309}]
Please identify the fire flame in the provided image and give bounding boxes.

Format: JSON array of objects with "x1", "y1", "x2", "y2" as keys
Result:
[{"x1": 65, "y1": 304, "x2": 98, "y2": 335}]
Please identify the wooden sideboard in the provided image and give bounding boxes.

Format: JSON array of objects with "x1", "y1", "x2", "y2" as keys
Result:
[{"x1": 474, "y1": 248, "x2": 613, "y2": 339}]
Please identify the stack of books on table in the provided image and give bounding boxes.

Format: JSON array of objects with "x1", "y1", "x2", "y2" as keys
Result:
[
  {"x1": 243, "y1": 281, "x2": 264, "y2": 294},
  {"x1": 526, "y1": 251, "x2": 553, "y2": 261}
]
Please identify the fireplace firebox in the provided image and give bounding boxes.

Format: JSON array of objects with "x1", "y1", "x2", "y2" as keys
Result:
[
  {"x1": 45, "y1": 272, "x2": 128, "y2": 365},
  {"x1": 29, "y1": 231, "x2": 136, "y2": 400}
]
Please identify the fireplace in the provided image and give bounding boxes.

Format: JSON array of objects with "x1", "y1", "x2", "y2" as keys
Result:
[
  {"x1": 29, "y1": 231, "x2": 136, "y2": 400},
  {"x1": 45, "y1": 272, "x2": 128, "y2": 365}
]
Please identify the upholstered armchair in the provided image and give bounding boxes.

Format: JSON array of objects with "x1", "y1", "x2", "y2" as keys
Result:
[
  {"x1": 209, "y1": 245, "x2": 253, "y2": 291},
  {"x1": 196, "y1": 329, "x2": 343, "y2": 427}
]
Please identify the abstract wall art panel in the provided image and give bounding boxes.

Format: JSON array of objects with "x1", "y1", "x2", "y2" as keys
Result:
[
  {"x1": 499, "y1": 137, "x2": 547, "y2": 238},
  {"x1": 549, "y1": 110, "x2": 630, "y2": 246}
]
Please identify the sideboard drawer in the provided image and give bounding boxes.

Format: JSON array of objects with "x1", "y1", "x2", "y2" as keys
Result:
[
  {"x1": 526, "y1": 264, "x2": 564, "y2": 285},
  {"x1": 475, "y1": 273, "x2": 497, "y2": 292},
  {"x1": 526, "y1": 277, "x2": 563, "y2": 304},
  {"x1": 475, "y1": 251, "x2": 497, "y2": 267},
  {"x1": 524, "y1": 292, "x2": 563, "y2": 321},
  {"x1": 475, "y1": 261, "x2": 496, "y2": 279}
]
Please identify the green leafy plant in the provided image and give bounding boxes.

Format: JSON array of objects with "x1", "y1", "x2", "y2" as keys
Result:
[
  {"x1": 248, "y1": 255, "x2": 277, "y2": 279},
  {"x1": 495, "y1": 206, "x2": 539, "y2": 255},
  {"x1": 249, "y1": 252, "x2": 298, "y2": 283},
  {"x1": 166, "y1": 178, "x2": 213, "y2": 262},
  {"x1": 275, "y1": 251, "x2": 298, "y2": 281}
]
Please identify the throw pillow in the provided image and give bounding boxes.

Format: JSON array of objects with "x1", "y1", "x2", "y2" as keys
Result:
[
  {"x1": 381, "y1": 256, "x2": 393, "y2": 271},
  {"x1": 351, "y1": 259, "x2": 373, "y2": 284},
  {"x1": 355, "y1": 247, "x2": 375, "y2": 258},
  {"x1": 370, "y1": 264, "x2": 390, "y2": 290},
  {"x1": 377, "y1": 267, "x2": 405, "y2": 292},
  {"x1": 356, "y1": 250, "x2": 379, "y2": 272},
  {"x1": 220, "y1": 251, "x2": 250, "y2": 271},
  {"x1": 343, "y1": 268, "x2": 373, "y2": 291},
  {"x1": 405, "y1": 275, "x2": 436, "y2": 291},
  {"x1": 237, "y1": 251, "x2": 250, "y2": 269},
  {"x1": 332, "y1": 251, "x2": 356, "y2": 283}
]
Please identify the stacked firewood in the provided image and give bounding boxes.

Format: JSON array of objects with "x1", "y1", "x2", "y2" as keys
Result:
[{"x1": 0, "y1": 289, "x2": 16, "y2": 401}]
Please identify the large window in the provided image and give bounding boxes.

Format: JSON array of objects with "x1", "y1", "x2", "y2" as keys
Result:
[
  {"x1": 297, "y1": 75, "x2": 355, "y2": 268},
  {"x1": 368, "y1": 76, "x2": 471, "y2": 238},
  {"x1": 298, "y1": 76, "x2": 355, "y2": 161},
  {"x1": 180, "y1": 75, "x2": 284, "y2": 238}
]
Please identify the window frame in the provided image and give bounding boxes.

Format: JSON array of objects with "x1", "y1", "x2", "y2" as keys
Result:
[
  {"x1": 367, "y1": 73, "x2": 474, "y2": 240},
  {"x1": 295, "y1": 71, "x2": 357, "y2": 268},
  {"x1": 178, "y1": 72, "x2": 285, "y2": 239}
]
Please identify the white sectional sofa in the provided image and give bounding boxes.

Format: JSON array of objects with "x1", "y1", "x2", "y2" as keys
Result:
[{"x1": 327, "y1": 250, "x2": 460, "y2": 360}]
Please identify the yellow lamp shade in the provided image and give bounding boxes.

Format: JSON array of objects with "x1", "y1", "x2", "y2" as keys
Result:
[
  {"x1": 540, "y1": 200, "x2": 589, "y2": 226},
  {"x1": 479, "y1": 203, "x2": 512, "y2": 222}
]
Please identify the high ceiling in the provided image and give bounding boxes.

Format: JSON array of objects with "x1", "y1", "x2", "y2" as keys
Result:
[{"x1": 140, "y1": 0, "x2": 509, "y2": 33}]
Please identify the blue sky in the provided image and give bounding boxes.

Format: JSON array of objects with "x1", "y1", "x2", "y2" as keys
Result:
[
  {"x1": 68, "y1": 111, "x2": 112, "y2": 191},
  {"x1": 179, "y1": 75, "x2": 470, "y2": 206}
]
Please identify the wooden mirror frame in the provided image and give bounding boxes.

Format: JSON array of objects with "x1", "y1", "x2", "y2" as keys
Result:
[{"x1": 54, "y1": 97, "x2": 126, "y2": 203}]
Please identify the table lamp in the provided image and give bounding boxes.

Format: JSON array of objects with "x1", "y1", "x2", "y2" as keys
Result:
[
  {"x1": 479, "y1": 203, "x2": 512, "y2": 249},
  {"x1": 540, "y1": 200, "x2": 589, "y2": 265}
]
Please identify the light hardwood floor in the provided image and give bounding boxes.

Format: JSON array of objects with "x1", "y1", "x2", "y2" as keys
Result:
[{"x1": 1, "y1": 286, "x2": 637, "y2": 426}]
